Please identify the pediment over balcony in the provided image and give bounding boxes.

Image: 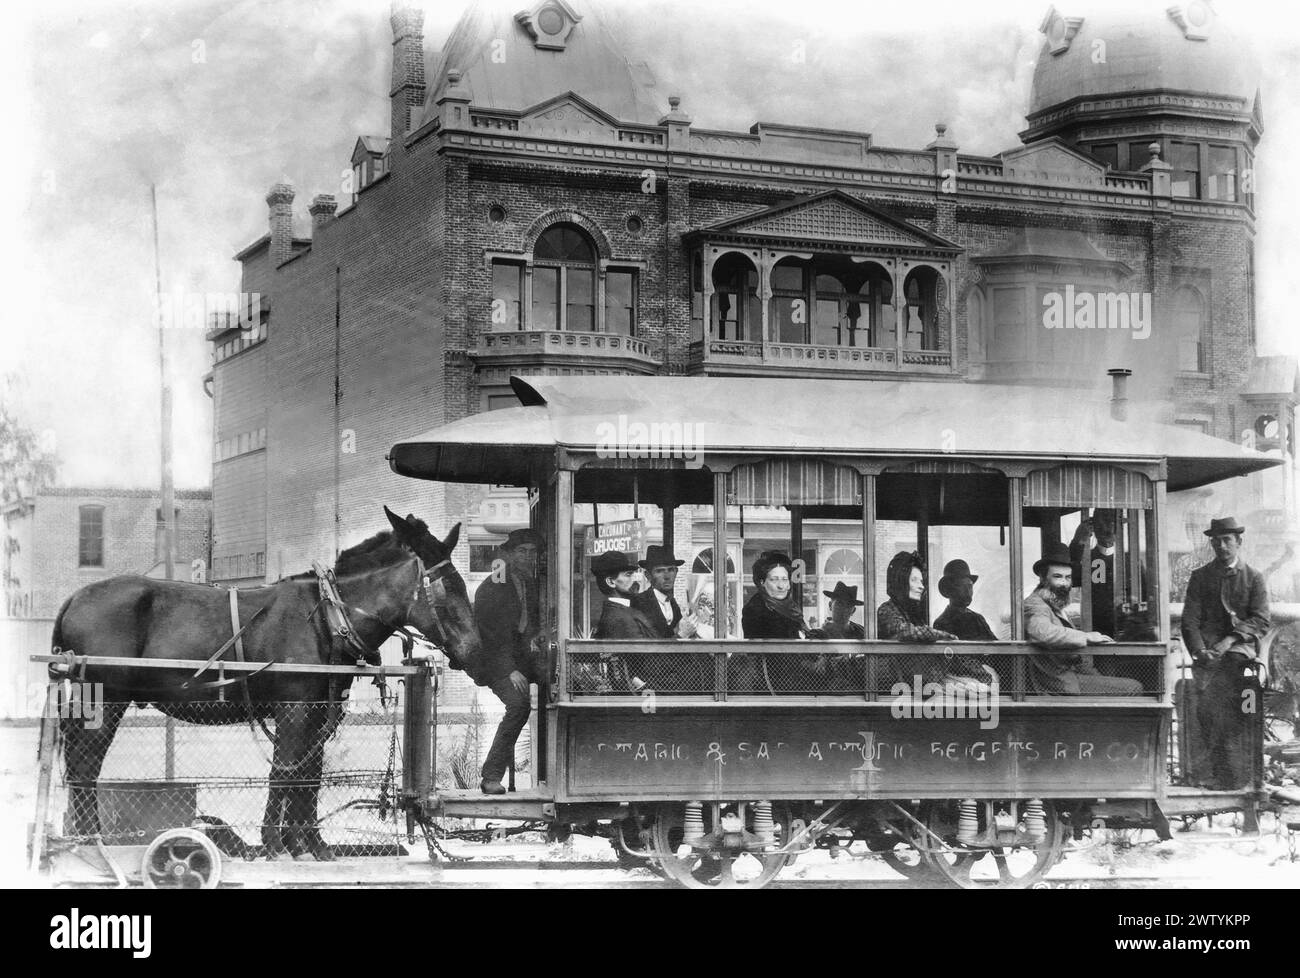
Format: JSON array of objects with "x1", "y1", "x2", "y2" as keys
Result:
[
  {"x1": 1000, "y1": 138, "x2": 1107, "y2": 186},
  {"x1": 689, "y1": 190, "x2": 960, "y2": 253}
]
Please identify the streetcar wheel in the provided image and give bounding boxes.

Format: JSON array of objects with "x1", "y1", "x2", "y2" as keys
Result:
[
  {"x1": 142, "y1": 829, "x2": 222, "y2": 889},
  {"x1": 650, "y1": 803, "x2": 792, "y2": 890},
  {"x1": 922, "y1": 800, "x2": 1064, "y2": 889},
  {"x1": 879, "y1": 840, "x2": 939, "y2": 881}
]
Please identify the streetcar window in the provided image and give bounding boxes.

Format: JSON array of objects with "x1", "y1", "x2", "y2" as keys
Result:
[
  {"x1": 874, "y1": 469, "x2": 1011, "y2": 641},
  {"x1": 1019, "y1": 465, "x2": 1159, "y2": 642}
]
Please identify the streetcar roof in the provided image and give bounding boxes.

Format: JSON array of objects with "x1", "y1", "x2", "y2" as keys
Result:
[{"x1": 388, "y1": 375, "x2": 1281, "y2": 491}]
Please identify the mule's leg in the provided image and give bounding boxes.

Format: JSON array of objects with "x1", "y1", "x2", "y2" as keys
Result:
[
  {"x1": 268, "y1": 702, "x2": 326, "y2": 859},
  {"x1": 61, "y1": 700, "x2": 127, "y2": 838},
  {"x1": 261, "y1": 783, "x2": 288, "y2": 859},
  {"x1": 284, "y1": 702, "x2": 339, "y2": 862}
]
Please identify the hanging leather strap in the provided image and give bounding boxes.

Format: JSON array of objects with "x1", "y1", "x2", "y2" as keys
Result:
[{"x1": 229, "y1": 588, "x2": 246, "y2": 665}]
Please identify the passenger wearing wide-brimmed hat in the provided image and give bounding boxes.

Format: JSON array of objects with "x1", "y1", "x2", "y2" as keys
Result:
[
  {"x1": 820, "y1": 582, "x2": 865, "y2": 640},
  {"x1": 473, "y1": 527, "x2": 544, "y2": 795},
  {"x1": 933, "y1": 559, "x2": 997, "y2": 642},
  {"x1": 590, "y1": 551, "x2": 660, "y2": 694},
  {"x1": 1181, "y1": 517, "x2": 1271, "y2": 790},
  {"x1": 632, "y1": 544, "x2": 689, "y2": 638},
  {"x1": 1023, "y1": 543, "x2": 1142, "y2": 696}
]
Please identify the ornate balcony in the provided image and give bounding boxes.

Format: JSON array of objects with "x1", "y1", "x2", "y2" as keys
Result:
[
  {"x1": 472, "y1": 329, "x2": 662, "y2": 384},
  {"x1": 688, "y1": 339, "x2": 951, "y2": 377}
]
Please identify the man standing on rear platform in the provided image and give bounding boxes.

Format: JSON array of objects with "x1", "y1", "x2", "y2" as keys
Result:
[
  {"x1": 472, "y1": 528, "x2": 542, "y2": 795},
  {"x1": 1024, "y1": 543, "x2": 1143, "y2": 696},
  {"x1": 1181, "y1": 517, "x2": 1270, "y2": 790}
]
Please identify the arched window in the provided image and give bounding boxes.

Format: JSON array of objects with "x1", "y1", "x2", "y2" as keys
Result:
[
  {"x1": 770, "y1": 258, "x2": 807, "y2": 344},
  {"x1": 966, "y1": 288, "x2": 986, "y2": 366},
  {"x1": 903, "y1": 267, "x2": 941, "y2": 351},
  {"x1": 533, "y1": 223, "x2": 597, "y2": 332},
  {"x1": 1172, "y1": 285, "x2": 1207, "y2": 373},
  {"x1": 710, "y1": 253, "x2": 760, "y2": 341},
  {"x1": 691, "y1": 548, "x2": 736, "y2": 575}
]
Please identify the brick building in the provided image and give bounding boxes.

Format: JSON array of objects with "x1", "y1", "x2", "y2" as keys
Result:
[
  {"x1": 1, "y1": 488, "x2": 212, "y2": 618},
  {"x1": 205, "y1": 0, "x2": 1298, "y2": 629}
]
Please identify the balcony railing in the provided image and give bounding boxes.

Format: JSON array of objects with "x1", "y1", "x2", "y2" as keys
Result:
[
  {"x1": 475, "y1": 329, "x2": 661, "y2": 365},
  {"x1": 689, "y1": 339, "x2": 951, "y2": 374}
]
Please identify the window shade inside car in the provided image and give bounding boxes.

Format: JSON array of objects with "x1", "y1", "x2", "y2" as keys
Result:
[
  {"x1": 1022, "y1": 465, "x2": 1153, "y2": 509},
  {"x1": 728, "y1": 459, "x2": 861, "y2": 506}
]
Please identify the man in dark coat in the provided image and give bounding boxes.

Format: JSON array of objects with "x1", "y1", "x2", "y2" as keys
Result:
[
  {"x1": 472, "y1": 528, "x2": 542, "y2": 795},
  {"x1": 591, "y1": 551, "x2": 660, "y2": 690},
  {"x1": 933, "y1": 559, "x2": 998, "y2": 641},
  {"x1": 1181, "y1": 517, "x2": 1271, "y2": 790},
  {"x1": 820, "y1": 582, "x2": 865, "y2": 639},
  {"x1": 632, "y1": 545, "x2": 688, "y2": 638},
  {"x1": 1069, "y1": 513, "x2": 1117, "y2": 638}
]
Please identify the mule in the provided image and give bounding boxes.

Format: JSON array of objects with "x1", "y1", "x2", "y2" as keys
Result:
[{"x1": 51, "y1": 507, "x2": 480, "y2": 860}]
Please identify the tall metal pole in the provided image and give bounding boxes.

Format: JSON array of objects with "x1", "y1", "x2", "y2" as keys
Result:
[
  {"x1": 334, "y1": 265, "x2": 342, "y2": 561},
  {"x1": 152, "y1": 185, "x2": 174, "y2": 582}
]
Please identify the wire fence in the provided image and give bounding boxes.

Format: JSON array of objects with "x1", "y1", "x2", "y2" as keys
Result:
[{"x1": 50, "y1": 696, "x2": 409, "y2": 858}]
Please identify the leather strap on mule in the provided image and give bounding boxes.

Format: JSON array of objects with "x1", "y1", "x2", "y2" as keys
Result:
[{"x1": 312, "y1": 560, "x2": 381, "y2": 665}]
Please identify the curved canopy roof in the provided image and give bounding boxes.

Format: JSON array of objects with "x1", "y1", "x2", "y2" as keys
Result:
[{"x1": 388, "y1": 375, "x2": 1281, "y2": 492}]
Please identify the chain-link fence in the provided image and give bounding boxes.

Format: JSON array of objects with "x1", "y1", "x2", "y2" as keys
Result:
[
  {"x1": 49, "y1": 694, "x2": 410, "y2": 858},
  {"x1": 567, "y1": 645, "x2": 1165, "y2": 698}
]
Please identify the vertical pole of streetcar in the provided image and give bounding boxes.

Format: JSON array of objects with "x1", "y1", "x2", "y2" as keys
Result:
[{"x1": 152, "y1": 186, "x2": 177, "y2": 777}]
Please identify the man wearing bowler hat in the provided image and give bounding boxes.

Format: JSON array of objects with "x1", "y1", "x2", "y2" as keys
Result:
[
  {"x1": 1023, "y1": 543, "x2": 1143, "y2": 695},
  {"x1": 632, "y1": 545, "x2": 693, "y2": 638},
  {"x1": 1181, "y1": 517, "x2": 1270, "y2": 790},
  {"x1": 472, "y1": 528, "x2": 543, "y2": 795},
  {"x1": 820, "y1": 582, "x2": 865, "y2": 639},
  {"x1": 591, "y1": 551, "x2": 660, "y2": 690},
  {"x1": 933, "y1": 559, "x2": 998, "y2": 642}
]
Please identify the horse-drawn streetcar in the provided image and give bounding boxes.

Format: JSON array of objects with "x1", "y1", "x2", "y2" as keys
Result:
[
  {"x1": 31, "y1": 374, "x2": 1288, "y2": 888},
  {"x1": 383, "y1": 375, "x2": 1286, "y2": 887}
]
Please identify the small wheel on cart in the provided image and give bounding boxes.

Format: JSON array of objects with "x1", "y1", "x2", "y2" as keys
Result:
[{"x1": 142, "y1": 829, "x2": 222, "y2": 889}]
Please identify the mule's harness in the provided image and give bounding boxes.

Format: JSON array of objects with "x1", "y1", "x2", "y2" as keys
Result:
[{"x1": 309, "y1": 555, "x2": 455, "y2": 664}]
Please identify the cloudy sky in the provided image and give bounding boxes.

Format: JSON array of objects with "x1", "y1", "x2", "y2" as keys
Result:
[{"x1": 6, "y1": 0, "x2": 1300, "y2": 490}]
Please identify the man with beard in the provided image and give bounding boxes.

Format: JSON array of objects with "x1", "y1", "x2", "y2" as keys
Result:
[
  {"x1": 1023, "y1": 543, "x2": 1143, "y2": 695},
  {"x1": 591, "y1": 550, "x2": 660, "y2": 690},
  {"x1": 1181, "y1": 517, "x2": 1270, "y2": 789},
  {"x1": 472, "y1": 528, "x2": 543, "y2": 795}
]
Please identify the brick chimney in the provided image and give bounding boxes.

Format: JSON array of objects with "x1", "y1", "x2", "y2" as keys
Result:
[
  {"x1": 309, "y1": 194, "x2": 338, "y2": 232},
  {"x1": 390, "y1": 4, "x2": 426, "y2": 141},
  {"x1": 266, "y1": 183, "x2": 295, "y2": 267}
]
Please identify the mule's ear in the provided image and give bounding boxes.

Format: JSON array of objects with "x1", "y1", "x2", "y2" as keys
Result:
[
  {"x1": 383, "y1": 506, "x2": 409, "y2": 536},
  {"x1": 442, "y1": 522, "x2": 462, "y2": 553}
]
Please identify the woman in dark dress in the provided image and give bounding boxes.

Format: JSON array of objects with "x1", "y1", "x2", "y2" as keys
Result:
[{"x1": 738, "y1": 551, "x2": 822, "y2": 692}]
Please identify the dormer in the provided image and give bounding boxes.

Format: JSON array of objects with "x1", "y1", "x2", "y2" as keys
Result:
[
  {"x1": 349, "y1": 136, "x2": 391, "y2": 202},
  {"x1": 516, "y1": 1, "x2": 582, "y2": 51}
]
